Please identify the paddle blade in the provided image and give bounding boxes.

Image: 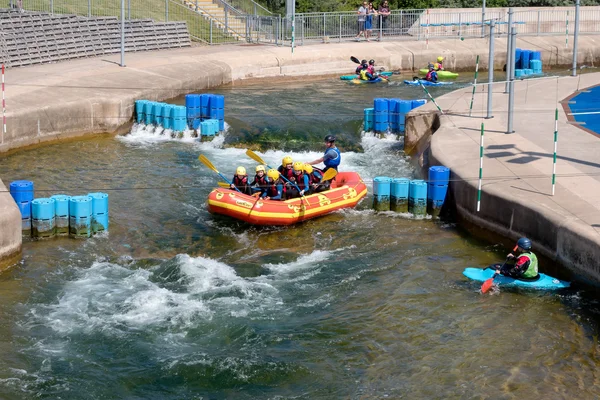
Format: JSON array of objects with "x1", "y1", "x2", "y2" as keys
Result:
[
  {"x1": 350, "y1": 56, "x2": 360, "y2": 64},
  {"x1": 198, "y1": 154, "x2": 218, "y2": 173},
  {"x1": 245, "y1": 149, "x2": 266, "y2": 165},
  {"x1": 217, "y1": 181, "x2": 230, "y2": 188},
  {"x1": 321, "y1": 168, "x2": 337, "y2": 182},
  {"x1": 481, "y1": 278, "x2": 494, "y2": 294}
]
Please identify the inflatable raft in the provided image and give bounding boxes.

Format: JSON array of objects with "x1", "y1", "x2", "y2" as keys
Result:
[
  {"x1": 404, "y1": 79, "x2": 454, "y2": 87},
  {"x1": 418, "y1": 69, "x2": 459, "y2": 79},
  {"x1": 463, "y1": 265, "x2": 570, "y2": 290},
  {"x1": 207, "y1": 171, "x2": 368, "y2": 226},
  {"x1": 340, "y1": 71, "x2": 393, "y2": 80}
]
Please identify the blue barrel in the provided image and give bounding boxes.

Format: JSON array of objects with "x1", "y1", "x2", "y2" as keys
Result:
[
  {"x1": 217, "y1": 108, "x2": 225, "y2": 120},
  {"x1": 388, "y1": 99, "x2": 400, "y2": 132},
  {"x1": 200, "y1": 120, "x2": 213, "y2": 136},
  {"x1": 210, "y1": 94, "x2": 225, "y2": 109},
  {"x1": 411, "y1": 99, "x2": 427, "y2": 109},
  {"x1": 364, "y1": 108, "x2": 374, "y2": 131},
  {"x1": 185, "y1": 94, "x2": 201, "y2": 119},
  {"x1": 211, "y1": 119, "x2": 219, "y2": 134},
  {"x1": 374, "y1": 98, "x2": 389, "y2": 113},
  {"x1": 18, "y1": 201, "x2": 31, "y2": 235},
  {"x1": 88, "y1": 192, "x2": 109, "y2": 233},
  {"x1": 200, "y1": 94, "x2": 210, "y2": 118},
  {"x1": 144, "y1": 101, "x2": 154, "y2": 125},
  {"x1": 192, "y1": 118, "x2": 202, "y2": 130},
  {"x1": 218, "y1": 118, "x2": 224, "y2": 132},
  {"x1": 530, "y1": 51, "x2": 541, "y2": 61},
  {"x1": 428, "y1": 166, "x2": 450, "y2": 185},
  {"x1": 10, "y1": 180, "x2": 34, "y2": 204},
  {"x1": 514, "y1": 48, "x2": 522, "y2": 69},
  {"x1": 391, "y1": 177, "x2": 410, "y2": 213},
  {"x1": 162, "y1": 105, "x2": 174, "y2": 130},
  {"x1": 32, "y1": 198, "x2": 55, "y2": 238},
  {"x1": 51, "y1": 194, "x2": 70, "y2": 235},
  {"x1": 525, "y1": 69, "x2": 534, "y2": 75},
  {"x1": 409, "y1": 179, "x2": 427, "y2": 216},
  {"x1": 135, "y1": 100, "x2": 147, "y2": 123},
  {"x1": 398, "y1": 100, "x2": 412, "y2": 131},
  {"x1": 520, "y1": 50, "x2": 531, "y2": 70},
  {"x1": 172, "y1": 106, "x2": 187, "y2": 132},
  {"x1": 515, "y1": 69, "x2": 524, "y2": 77},
  {"x1": 530, "y1": 60, "x2": 542, "y2": 73},
  {"x1": 428, "y1": 166, "x2": 450, "y2": 217},
  {"x1": 373, "y1": 176, "x2": 391, "y2": 211},
  {"x1": 69, "y1": 196, "x2": 92, "y2": 238},
  {"x1": 154, "y1": 102, "x2": 165, "y2": 127}
]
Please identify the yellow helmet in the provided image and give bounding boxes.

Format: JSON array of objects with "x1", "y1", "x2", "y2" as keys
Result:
[
  {"x1": 293, "y1": 161, "x2": 304, "y2": 172},
  {"x1": 282, "y1": 156, "x2": 293, "y2": 166},
  {"x1": 255, "y1": 165, "x2": 266, "y2": 173},
  {"x1": 304, "y1": 164, "x2": 313, "y2": 174},
  {"x1": 267, "y1": 169, "x2": 280, "y2": 181},
  {"x1": 437, "y1": 56, "x2": 444, "y2": 62},
  {"x1": 236, "y1": 166, "x2": 247, "y2": 176}
]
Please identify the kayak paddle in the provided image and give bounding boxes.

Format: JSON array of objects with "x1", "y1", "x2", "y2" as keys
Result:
[
  {"x1": 481, "y1": 245, "x2": 518, "y2": 294},
  {"x1": 321, "y1": 168, "x2": 337, "y2": 182},
  {"x1": 350, "y1": 56, "x2": 360, "y2": 64},
  {"x1": 217, "y1": 182, "x2": 230, "y2": 188},
  {"x1": 245, "y1": 149, "x2": 309, "y2": 206},
  {"x1": 198, "y1": 154, "x2": 241, "y2": 193}
]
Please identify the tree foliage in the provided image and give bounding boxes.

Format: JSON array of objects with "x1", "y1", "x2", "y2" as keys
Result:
[{"x1": 260, "y1": 0, "x2": 596, "y2": 14}]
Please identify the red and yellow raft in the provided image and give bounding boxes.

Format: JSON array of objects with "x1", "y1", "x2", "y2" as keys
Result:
[{"x1": 207, "y1": 171, "x2": 368, "y2": 225}]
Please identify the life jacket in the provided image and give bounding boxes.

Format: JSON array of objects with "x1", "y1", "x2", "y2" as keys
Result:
[
  {"x1": 359, "y1": 69, "x2": 370, "y2": 81},
  {"x1": 308, "y1": 170, "x2": 322, "y2": 185},
  {"x1": 434, "y1": 62, "x2": 443, "y2": 71},
  {"x1": 425, "y1": 70, "x2": 435, "y2": 81},
  {"x1": 250, "y1": 174, "x2": 268, "y2": 190},
  {"x1": 324, "y1": 147, "x2": 341, "y2": 169},
  {"x1": 355, "y1": 66, "x2": 362, "y2": 75},
  {"x1": 368, "y1": 65, "x2": 375, "y2": 75},
  {"x1": 291, "y1": 172, "x2": 307, "y2": 190},
  {"x1": 266, "y1": 179, "x2": 285, "y2": 198},
  {"x1": 277, "y1": 165, "x2": 294, "y2": 181},
  {"x1": 232, "y1": 175, "x2": 248, "y2": 187},
  {"x1": 518, "y1": 251, "x2": 539, "y2": 278}
]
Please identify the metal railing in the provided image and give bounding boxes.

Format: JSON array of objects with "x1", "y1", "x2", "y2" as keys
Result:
[{"x1": 2, "y1": 3, "x2": 599, "y2": 46}]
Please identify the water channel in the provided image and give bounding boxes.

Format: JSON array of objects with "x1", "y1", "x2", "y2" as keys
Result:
[{"x1": 0, "y1": 76, "x2": 599, "y2": 399}]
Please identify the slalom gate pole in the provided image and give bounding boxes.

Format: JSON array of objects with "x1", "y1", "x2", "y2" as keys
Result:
[
  {"x1": 419, "y1": 83, "x2": 444, "y2": 115},
  {"x1": 2, "y1": 63, "x2": 5, "y2": 145},
  {"x1": 477, "y1": 123, "x2": 484, "y2": 212},
  {"x1": 552, "y1": 108, "x2": 558, "y2": 196},
  {"x1": 469, "y1": 55, "x2": 480, "y2": 117}
]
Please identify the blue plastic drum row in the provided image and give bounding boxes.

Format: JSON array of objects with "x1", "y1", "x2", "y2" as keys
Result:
[
  {"x1": 185, "y1": 94, "x2": 225, "y2": 132},
  {"x1": 366, "y1": 98, "x2": 428, "y2": 133},
  {"x1": 514, "y1": 49, "x2": 542, "y2": 71},
  {"x1": 135, "y1": 100, "x2": 187, "y2": 132}
]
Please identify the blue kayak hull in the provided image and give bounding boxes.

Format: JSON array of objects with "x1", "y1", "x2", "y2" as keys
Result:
[
  {"x1": 340, "y1": 71, "x2": 393, "y2": 80},
  {"x1": 463, "y1": 265, "x2": 570, "y2": 290},
  {"x1": 404, "y1": 79, "x2": 453, "y2": 87}
]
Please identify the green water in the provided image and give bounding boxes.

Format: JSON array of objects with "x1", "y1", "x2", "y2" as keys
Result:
[{"x1": 0, "y1": 76, "x2": 599, "y2": 399}]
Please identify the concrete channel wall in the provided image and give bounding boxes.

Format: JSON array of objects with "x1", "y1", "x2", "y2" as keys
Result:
[{"x1": 0, "y1": 35, "x2": 599, "y2": 271}]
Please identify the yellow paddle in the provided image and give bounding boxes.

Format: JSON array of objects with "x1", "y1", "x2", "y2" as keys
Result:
[
  {"x1": 321, "y1": 168, "x2": 337, "y2": 182},
  {"x1": 198, "y1": 154, "x2": 241, "y2": 193}
]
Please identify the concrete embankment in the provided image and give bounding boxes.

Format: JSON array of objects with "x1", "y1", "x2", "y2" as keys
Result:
[
  {"x1": 1, "y1": 35, "x2": 599, "y2": 270},
  {"x1": 406, "y1": 72, "x2": 600, "y2": 286}
]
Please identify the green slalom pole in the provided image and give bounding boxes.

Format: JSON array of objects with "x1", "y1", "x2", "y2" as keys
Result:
[
  {"x1": 552, "y1": 108, "x2": 558, "y2": 195},
  {"x1": 420, "y1": 83, "x2": 444, "y2": 115},
  {"x1": 477, "y1": 123, "x2": 484, "y2": 212},
  {"x1": 469, "y1": 55, "x2": 480, "y2": 117}
]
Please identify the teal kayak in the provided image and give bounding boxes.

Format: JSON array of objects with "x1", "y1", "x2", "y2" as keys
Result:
[
  {"x1": 340, "y1": 71, "x2": 393, "y2": 80},
  {"x1": 418, "y1": 69, "x2": 459, "y2": 79},
  {"x1": 404, "y1": 79, "x2": 453, "y2": 87},
  {"x1": 463, "y1": 265, "x2": 570, "y2": 290},
  {"x1": 351, "y1": 77, "x2": 388, "y2": 84}
]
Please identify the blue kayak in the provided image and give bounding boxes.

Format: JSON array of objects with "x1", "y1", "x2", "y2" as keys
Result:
[
  {"x1": 463, "y1": 265, "x2": 570, "y2": 290},
  {"x1": 404, "y1": 79, "x2": 453, "y2": 87},
  {"x1": 340, "y1": 71, "x2": 393, "y2": 80}
]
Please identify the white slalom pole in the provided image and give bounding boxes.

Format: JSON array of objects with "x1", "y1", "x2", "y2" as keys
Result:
[
  {"x1": 419, "y1": 83, "x2": 444, "y2": 115},
  {"x1": 291, "y1": 14, "x2": 295, "y2": 54},
  {"x1": 565, "y1": 10, "x2": 569, "y2": 48},
  {"x1": 552, "y1": 108, "x2": 558, "y2": 195},
  {"x1": 469, "y1": 55, "x2": 480, "y2": 117},
  {"x1": 477, "y1": 123, "x2": 484, "y2": 212}
]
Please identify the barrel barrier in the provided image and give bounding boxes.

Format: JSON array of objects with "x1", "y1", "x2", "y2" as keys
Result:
[
  {"x1": 373, "y1": 166, "x2": 450, "y2": 218},
  {"x1": 365, "y1": 98, "x2": 428, "y2": 134},
  {"x1": 9, "y1": 180, "x2": 109, "y2": 239},
  {"x1": 514, "y1": 48, "x2": 543, "y2": 78},
  {"x1": 135, "y1": 93, "x2": 225, "y2": 140}
]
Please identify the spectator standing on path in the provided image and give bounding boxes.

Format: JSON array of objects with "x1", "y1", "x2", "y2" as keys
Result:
[
  {"x1": 377, "y1": 0, "x2": 391, "y2": 41},
  {"x1": 354, "y1": 2, "x2": 368, "y2": 42},
  {"x1": 365, "y1": 3, "x2": 377, "y2": 42}
]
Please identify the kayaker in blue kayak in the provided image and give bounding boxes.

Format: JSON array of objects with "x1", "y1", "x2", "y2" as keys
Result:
[
  {"x1": 425, "y1": 64, "x2": 438, "y2": 83},
  {"x1": 355, "y1": 59, "x2": 367, "y2": 75},
  {"x1": 493, "y1": 237, "x2": 539, "y2": 280},
  {"x1": 358, "y1": 63, "x2": 378, "y2": 81}
]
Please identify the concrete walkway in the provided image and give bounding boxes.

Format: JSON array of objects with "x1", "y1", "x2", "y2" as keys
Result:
[{"x1": 425, "y1": 73, "x2": 600, "y2": 283}]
